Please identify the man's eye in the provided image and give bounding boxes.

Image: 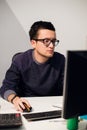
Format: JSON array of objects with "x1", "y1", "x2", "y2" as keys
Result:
[
  {"x1": 52, "y1": 40, "x2": 56, "y2": 43},
  {"x1": 44, "y1": 39, "x2": 50, "y2": 43}
]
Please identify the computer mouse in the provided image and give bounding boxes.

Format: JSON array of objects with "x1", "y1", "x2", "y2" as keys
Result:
[{"x1": 22, "y1": 102, "x2": 32, "y2": 112}]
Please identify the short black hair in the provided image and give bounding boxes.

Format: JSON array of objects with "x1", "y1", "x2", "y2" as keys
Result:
[{"x1": 29, "y1": 21, "x2": 55, "y2": 40}]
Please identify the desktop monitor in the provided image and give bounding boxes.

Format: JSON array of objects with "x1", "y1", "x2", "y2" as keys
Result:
[{"x1": 62, "y1": 50, "x2": 87, "y2": 119}]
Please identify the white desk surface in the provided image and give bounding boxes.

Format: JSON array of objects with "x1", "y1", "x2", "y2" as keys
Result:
[{"x1": 0, "y1": 96, "x2": 87, "y2": 130}]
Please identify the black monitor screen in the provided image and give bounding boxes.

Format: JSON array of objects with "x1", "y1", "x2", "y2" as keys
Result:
[{"x1": 62, "y1": 50, "x2": 87, "y2": 119}]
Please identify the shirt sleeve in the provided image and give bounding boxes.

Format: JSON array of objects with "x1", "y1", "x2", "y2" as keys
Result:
[{"x1": 0, "y1": 61, "x2": 21, "y2": 100}]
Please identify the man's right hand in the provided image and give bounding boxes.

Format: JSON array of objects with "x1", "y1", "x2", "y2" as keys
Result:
[{"x1": 8, "y1": 94, "x2": 31, "y2": 112}]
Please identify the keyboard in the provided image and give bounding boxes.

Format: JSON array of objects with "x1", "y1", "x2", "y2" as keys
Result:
[
  {"x1": 0, "y1": 113, "x2": 22, "y2": 128},
  {"x1": 23, "y1": 110, "x2": 61, "y2": 121}
]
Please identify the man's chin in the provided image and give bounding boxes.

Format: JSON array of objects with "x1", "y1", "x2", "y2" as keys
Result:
[{"x1": 46, "y1": 53, "x2": 54, "y2": 58}]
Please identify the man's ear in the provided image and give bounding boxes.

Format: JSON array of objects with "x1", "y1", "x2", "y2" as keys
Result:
[{"x1": 31, "y1": 40, "x2": 36, "y2": 48}]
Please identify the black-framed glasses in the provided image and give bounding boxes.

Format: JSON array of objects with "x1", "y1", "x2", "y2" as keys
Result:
[{"x1": 33, "y1": 38, "x2": 59, "y2": 47}]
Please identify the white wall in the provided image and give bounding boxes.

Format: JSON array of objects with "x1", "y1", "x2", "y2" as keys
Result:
[
  {"x1": 0, "y1": 0, "x2": 87, "y2": 86},
  {"x1": 0, "y1": 0, "x2": 31, "y2": 86},
  {"x1": 6, "y1": 0, "x2": 87, "y2": 53}
]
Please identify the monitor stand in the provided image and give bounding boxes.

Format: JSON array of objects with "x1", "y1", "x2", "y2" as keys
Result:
[{"x1": 67, "y1": 117, "x2": 78, "y2": 130}]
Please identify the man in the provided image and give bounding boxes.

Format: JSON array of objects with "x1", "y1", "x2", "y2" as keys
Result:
[{"x1": 0, "y1": 21, "x2": 65, "y2": 112}]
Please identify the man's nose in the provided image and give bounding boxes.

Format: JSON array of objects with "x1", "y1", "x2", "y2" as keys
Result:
[{"x1": 49, "y1": 42, "x2": 55, "y2": 47}]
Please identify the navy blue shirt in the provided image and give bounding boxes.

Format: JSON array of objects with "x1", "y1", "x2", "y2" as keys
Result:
[{"x1": 0, "y1": 49, "x2": 65, "y2": 100}]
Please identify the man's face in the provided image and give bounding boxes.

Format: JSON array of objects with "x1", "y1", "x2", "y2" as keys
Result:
[{"x1": 31, "y1": 29, "x2": 57, "y2": 61}]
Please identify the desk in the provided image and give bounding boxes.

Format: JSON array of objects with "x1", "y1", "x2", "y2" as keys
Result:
[{"x1": 0, "y1": 96, "x2": 87, "y2": 130}]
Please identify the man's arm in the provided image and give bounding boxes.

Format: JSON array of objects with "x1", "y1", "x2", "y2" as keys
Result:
[{"x1": 0, "y1": 60, "x2": 31, "y2": 112}]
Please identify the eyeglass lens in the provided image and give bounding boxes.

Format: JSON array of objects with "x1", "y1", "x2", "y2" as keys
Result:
[{"x1": 43, "y1": 39, "x2": 59, "y2": 46}]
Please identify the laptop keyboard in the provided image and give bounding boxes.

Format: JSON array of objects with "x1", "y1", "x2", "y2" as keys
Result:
[
  {"x1": 23, "y1": 110, "x2": 61, "y2": 121},
  {"x1": 0, "y1": 113, "x2": 22, "y2": 128}
]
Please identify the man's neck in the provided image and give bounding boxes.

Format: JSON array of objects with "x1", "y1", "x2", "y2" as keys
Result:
[{"x1": 33, "y1": 50, "x2": 49, "y2": 64}]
